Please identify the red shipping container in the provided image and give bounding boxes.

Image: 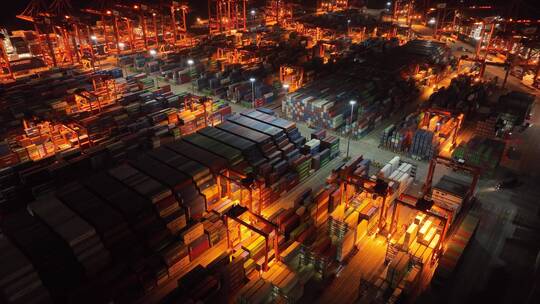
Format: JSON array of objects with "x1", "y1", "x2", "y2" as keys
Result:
[
  {"x1": 189, "y1": 234, "x2": 210, "y2": 260},
  {"x1": 219, "y1": 106, "x2": 232, "y2": 116},
  {"x1": 280, "y1": 214, "x2": 300, "y2": 235}
]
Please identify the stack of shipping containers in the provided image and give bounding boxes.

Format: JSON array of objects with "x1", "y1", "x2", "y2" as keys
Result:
[
  {"x1": 146, "y1": 147, "x2": 218, "y2": 212},
  {"x1": 1, "y1": 109, "x2": 348, "y2": 303},
  {"x1": 165, "y1": 140, "x2": 227, "y2": 209},
  {"x1": 2, "y1": 211, "x2": 85, "y2": 303},
  {"x1": 0, "y1": 236, "x2": 51, "y2": 304},
  {"x1": 282, "y1": 72, "x2": 415, "y2": 139},
  {"x1": 28, "y1": 197, "x2": 111, "y2": 277},
  {"x1": 451, "y1": 136, "x2": 505, "y2": 175}
]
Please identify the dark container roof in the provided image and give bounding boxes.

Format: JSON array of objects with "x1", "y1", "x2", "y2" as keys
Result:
[
  {"x1": 241, "y1": 110, "x2": 296, "y2": 132},
  {"x1": 147, "y1": 148, "x2": 211, "y2": 182},
  {"x1": 166, "y1": 140, "x2": 227, "y2": 174},
  {"x1": 197, "y1": 126, "x2": 256, "y2": 152},
  {"x1": 216, "y1": 121, "x2": 272, "y2": 145},
  {"x1": 226, "y1": 114, "x2": 284, "y2": 139},
  {"x1": 183, "y1": 133, "x2": 243, "y2": 165}
]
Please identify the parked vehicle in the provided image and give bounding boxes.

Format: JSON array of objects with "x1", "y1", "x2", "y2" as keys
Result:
[{"x1": 495, "y1": 177, "x2": 522, "y2": 190}]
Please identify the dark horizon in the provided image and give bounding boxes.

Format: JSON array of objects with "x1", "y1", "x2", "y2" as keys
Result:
[{"x1": 2, "y1": 0, "x2": 539, "y2": 32}]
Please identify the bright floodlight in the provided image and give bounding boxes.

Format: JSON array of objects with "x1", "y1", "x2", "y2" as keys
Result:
[
  {"x1": 283, "y1": 84, "x2": 290, "y2": 89},
  {"x1": 118, "y1": 42, "x2": 125, "y2": 48},
  {"x1": 347, "y1": 19, "x2": 351, "y2": 23},
  {"x1": 90, "y1": 35, "x2": 97, "y2": 41},
  {"x1": 349, "y1": 100, "x2": 357, "y2": 106},
  {"x1": 250, "y1": 77, "x2": 256, "y2": 83},
  {"x1": 251, "y1": 10, "x2": 256, "y2": 15},
  {"x1": 428, "y1": 18, "x2": 436, "y2": 25},
  {"x1": 386, "y1": 2, "x2": 391, "y2": 6},
  {"x1": 187, "y1": 59, "x2": 194, "y2": 65},
  {"x1": 149, "y1": 49, "x2": 157, "y2": 56}
]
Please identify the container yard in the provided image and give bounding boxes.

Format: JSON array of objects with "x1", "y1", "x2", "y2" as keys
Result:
[
  {"x1": 1, "y1": 1, "x2": 539, "y2": 304},
  {"x1": 378, "y1": 74, "x2": 500, "y2": 160},
  {"x1": 0, "y1": 103, "x2": 485, "y2": 304}
]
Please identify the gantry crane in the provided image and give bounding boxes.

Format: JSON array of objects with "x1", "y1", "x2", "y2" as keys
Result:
[
  {"x1": 279, "y1": 65, "x2": 303, "y2": 92},
  {"x1": 15, "y1": 0, "x2": 82, "y2": 67},
  {"x1": 80, "y1": 7, "x2": 128, "y2": 55},
  {"x1": 337, "y1": 156, "x2": 393, "y2": 231},
  {"x1": 169, "y1": 2, "x2": 189, "y2": 46},
  {"x1": 265, "y1": 0, "x2": 293, "y2": 27},
  {"x1": 208, "y1": 0, "x2": 247, "y2": 35},
  {"x1": 317, "y1": 0, "x2": 348, "y2": 13},
  {"x1": 48, "y1": 0, "x2": 87, "y2": 65},
  {"x1": 17, "y1": 0, "x2": 60, "y2": 68},
  {"x1": 225, "y1": 205, "x2": 280, "y2": 272},
  {"x1": 391, "y1": 155, "x2": 481, "y2": 253},
  {"x1": 423, "y1": 155, "x2": 480, "y2": 204},
  {"x1": 0, "y1": 32, "x2": 14, "y2": 81}
]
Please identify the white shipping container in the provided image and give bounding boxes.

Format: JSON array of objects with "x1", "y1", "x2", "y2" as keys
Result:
[
  {"x1": 379, "y1": 164, "x2": 392, "y2": 177},
  {"x1": 389, "y1": 156, "x2": 400, "y2": 172}
]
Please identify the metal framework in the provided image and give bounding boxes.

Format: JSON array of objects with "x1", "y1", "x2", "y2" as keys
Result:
[
  {"x1": 385, "y1": 155, "x2": 481, "y2": 251},
  {"x1": 423, "y1": 155, "x2": 481, "y2": 203},
  {"x1": 338, "y1": 156, "x2": 392, "y2": 230},
  {"x1": 17, "y1": 1, "x2": 59, "y2": 68},
  {"x1": 224, "y1": 205, "x2": 279, "y2": 271},
  {"x1": 0, "y1": 32, "x2": 14, "y2": 81},
  {"x1": 279, "y1": 65, "x2": 303, "y2": 92},
  {"x1": 317, "y1": 0, "x2": 348, "y2": 13},
  {"x1": 386, "y1": 157, "x2": 480, "y2": 264},
  {"x1": 49, "y1": 0, "x2": 72, "y2": 17},
  {"x1": 265, "y1": 0, "x2": 293, "y2": 26},
  {"x1": 169, "y1": 2, "x2": 188, "y2": 45},
  {"x1": 208, "y1": 0, "x2": 247, "y2": 34},
  {"x1": 388, "y1": 197, "x2": 449, "y2": 256}
]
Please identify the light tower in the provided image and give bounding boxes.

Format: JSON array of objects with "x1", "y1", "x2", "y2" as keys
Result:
[
  {"x1": 346, "y1": 100, "x2": 356, "y2": 160},
  {"x1": 170, "y1": 2, "x2": 188, "y2": 44},
  {"x1": 250, "y1": 77, "x2": 256, "y2": 108}
]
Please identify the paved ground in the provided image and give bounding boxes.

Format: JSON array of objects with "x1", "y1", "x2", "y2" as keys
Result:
[{"x1": 319, "y1": 236, "x2": 387, "y2": 304}]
